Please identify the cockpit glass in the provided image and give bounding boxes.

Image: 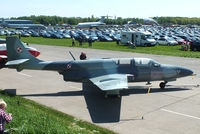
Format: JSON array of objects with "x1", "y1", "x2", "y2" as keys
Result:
[
  {"x1": 113, "y1": 58, "x2": 131, "y2": 65},
  {"x1": 134, "y1": 58, "x2": 160, "y2": 67},
  {"x1": 119, "y1": 58, "x2": 131, "y2": 64},
  {"x1": 151, "y1": 60, "x2": 160, "y2": 67},
  {"x1": 135, "y1": 58, "x2": 151, "y2": 66}
]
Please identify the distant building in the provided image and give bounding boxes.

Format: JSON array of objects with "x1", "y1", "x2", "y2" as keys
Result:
[
  {"x1": 0, "y1": 20, "x2": 33, "y2": 24},
  {"x1": 0, "y1": 19, "x2": 45, "y2": 30}
]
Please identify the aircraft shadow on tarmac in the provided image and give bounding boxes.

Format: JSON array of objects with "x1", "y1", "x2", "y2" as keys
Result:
[{"x1": 19, "y1": 84, "x2": 192, "y2": 123}]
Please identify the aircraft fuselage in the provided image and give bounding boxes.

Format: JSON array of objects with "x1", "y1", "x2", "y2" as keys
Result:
[{"x1": 37, "y1": 58, "x2": 193, "y2": 84}]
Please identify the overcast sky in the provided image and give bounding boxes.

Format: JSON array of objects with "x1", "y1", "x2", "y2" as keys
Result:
[{"x1": 1, "y1": 0, "x2": 200, "y2": 19}]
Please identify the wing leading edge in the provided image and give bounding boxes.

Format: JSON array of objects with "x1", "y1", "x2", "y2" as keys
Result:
[{"x1": 89, "y1": 74, "x2": 128, "y2": 91}]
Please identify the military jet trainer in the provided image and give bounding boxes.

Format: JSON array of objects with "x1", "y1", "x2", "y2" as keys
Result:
[{"x1": 5, "y1": 37, "x2": 193, "y2": 96}]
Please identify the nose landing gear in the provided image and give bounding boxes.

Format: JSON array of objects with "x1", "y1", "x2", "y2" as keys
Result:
[{"x1": 159, "y1": 81, "x2": 168, "y2": 89}]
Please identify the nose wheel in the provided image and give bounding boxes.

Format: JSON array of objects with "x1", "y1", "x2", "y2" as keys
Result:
[{"x1": 159, "y1": 81, "x2": 167, "y2": 89}]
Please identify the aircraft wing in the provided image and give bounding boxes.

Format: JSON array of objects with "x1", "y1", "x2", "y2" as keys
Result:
[{"x1": 89, "y1": 74, "x2": 128, "y2": 91}]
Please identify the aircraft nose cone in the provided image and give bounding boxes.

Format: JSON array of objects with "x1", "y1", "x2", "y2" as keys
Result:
[{"x1": 178, "y1": 67, "x2": 193, "y2": 77}]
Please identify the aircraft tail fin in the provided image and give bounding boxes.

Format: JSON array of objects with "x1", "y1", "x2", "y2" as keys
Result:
[
  {"x1": 6, "y1": 36, "x2": 39, "y2": 71},
  {"x1": 6, "y1": 36, "x2": 35, "y2": 61},
  {"x1": 99, "y1": 16, "x2": 105, "y2": 23}
]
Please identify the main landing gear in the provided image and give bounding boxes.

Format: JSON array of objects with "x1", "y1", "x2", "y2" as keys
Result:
[{"x1": 159, "y1": 81, "x2": 168, "y2": 89}]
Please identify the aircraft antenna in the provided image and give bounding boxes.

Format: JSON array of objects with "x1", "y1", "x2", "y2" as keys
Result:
[{"x1": 69, "y1": 51, "x2": 76, "y2": 60}]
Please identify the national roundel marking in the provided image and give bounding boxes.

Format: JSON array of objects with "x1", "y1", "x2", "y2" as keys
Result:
[
  {"x1": 16, "y1": 47, "x2": 23, "y2": 53},
  {"x1": 67, "y1": 64, "x2": 71, "y2": 69}
]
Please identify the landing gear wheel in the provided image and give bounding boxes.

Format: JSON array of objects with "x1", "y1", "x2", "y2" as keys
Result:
[{"x1": 159, "y1": 82, "x2": 166, "y2": 89}]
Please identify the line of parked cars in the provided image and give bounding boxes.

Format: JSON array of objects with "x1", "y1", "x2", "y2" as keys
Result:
[
  {"x1": 1, "y1": 24, "x2": 200, "y2": 51},
  {"x1": 0, "y1": 28, "x2": 121, "y2": 42}
]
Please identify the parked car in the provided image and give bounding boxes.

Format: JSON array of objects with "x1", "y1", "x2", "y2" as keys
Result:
[
  {"x1": 31, "y1": 32, "x2": 40, "y2": 37},
  {"x1": 174, "y1": 37, "x2": 186, "y2": 45},
  {"x1": 98, "y1": 35, "x2": 113, "y2": 42},
  {"x1": 190, "y1": 41, "x2": 200, "y2": 51},
  {"x1": 156, "y1": 37, "x2": 178, "y2": 46},
  {"x1": 89, "y1": 34, "x2": 98, "y2": 41},
  {"x1": 62, "y1": 33, "x2": 71, "y2": 39},
  {"x1": 21, "y1": 32, "x2": 30, "y2": 37}
]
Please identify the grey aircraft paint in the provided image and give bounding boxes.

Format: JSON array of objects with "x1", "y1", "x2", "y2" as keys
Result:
[{"x1": 5, "y1": 36, "x2": 193, "y2": 95}]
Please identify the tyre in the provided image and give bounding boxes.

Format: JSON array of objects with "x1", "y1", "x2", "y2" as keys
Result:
[{"x1": 159, "y1": 82, "x2": 166, "y2": 89}]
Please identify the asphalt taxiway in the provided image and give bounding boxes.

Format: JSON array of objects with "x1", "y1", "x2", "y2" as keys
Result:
[{"x1": 0, "y1": 44, "x2": 200, "y2": 134}]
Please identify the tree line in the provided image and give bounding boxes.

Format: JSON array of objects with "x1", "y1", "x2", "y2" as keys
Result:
[
  {"x1": 154, "y1": 17, "x2": 200, "y2": 25},
  {"x1": 10, "y1": 15, "x2": 144, "y2": 26},
  {"x1": 9, "y1": 16, "x2": 200, "y2": 26}
]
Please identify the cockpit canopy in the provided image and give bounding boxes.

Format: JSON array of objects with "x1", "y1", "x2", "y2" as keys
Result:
[
  {"x1": 113, "y1": 58, "x2": 160, "y2": 67},
  {"x1": 134, "y1": 58, "x2": 160, "y2": 67}
]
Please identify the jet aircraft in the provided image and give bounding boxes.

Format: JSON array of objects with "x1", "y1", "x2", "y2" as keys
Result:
[
  {"x1": 76, "y1": 16, "x2": 106, "y2": 28},
  {"x1": 5, "y1": 37, "x2": 193, "y2": 96}
]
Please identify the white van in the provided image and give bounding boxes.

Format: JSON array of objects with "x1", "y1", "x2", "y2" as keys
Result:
[{"x1": 120, "y1": 31, "x2": 156, "y2": 46}]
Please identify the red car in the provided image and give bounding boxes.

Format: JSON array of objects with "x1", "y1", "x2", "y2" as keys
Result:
[{"x1": 176, "y1": 38, "x2": 187, "y2": 45}]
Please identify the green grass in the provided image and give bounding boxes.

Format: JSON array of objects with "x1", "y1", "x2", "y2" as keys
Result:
[
  {"x1": 0, "y1": 90, "x2": 116, "y2": 134},
  {"x1": 1, "y1": 36, "x2": 200, "y2": 58}
]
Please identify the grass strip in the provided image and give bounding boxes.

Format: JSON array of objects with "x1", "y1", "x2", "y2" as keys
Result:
[{"x1": 0, "y1": 90, "x2": 116, "y2": 134}]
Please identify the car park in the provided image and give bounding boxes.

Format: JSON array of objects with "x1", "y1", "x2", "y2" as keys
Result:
[{"x1": 1, "y1": 24, "x2": 200, "y2": 47}]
